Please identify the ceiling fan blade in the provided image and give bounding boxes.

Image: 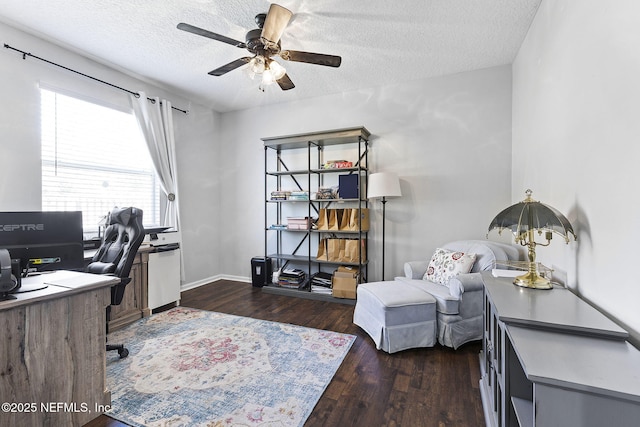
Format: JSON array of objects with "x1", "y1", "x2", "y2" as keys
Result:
[
  {"x1": 208, "y1": 57, "x2": 252, "y2": 76},
  {"x1": 277, "y1": 73, "x2": 295, "y2": 91},
  {"x1": 177, "y1": 23, "x2": 247, "y2": 48},
  {"x1": 280, "y1": 50, "x2": 341, "y2": 68},
  {"x1": 261, "y1": 4, "x2": 293, "y2": 44}
]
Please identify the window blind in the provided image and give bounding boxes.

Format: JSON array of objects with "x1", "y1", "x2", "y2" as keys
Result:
[{"x1": 40, "y1": 88, "x2": 160, "y2": 235}]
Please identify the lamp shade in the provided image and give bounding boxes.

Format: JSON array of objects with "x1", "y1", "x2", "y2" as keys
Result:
[
  {"x1": 368, "y1": 172, "x2": 402, "y2": 199},
  {"x1": 487, "y1": 189, "x2": 576, "y2": 244}
]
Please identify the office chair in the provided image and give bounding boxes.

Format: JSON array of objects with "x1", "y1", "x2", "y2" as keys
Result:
[{"x1": 86, "y1": 206, "x2": 145, "y2": 358}]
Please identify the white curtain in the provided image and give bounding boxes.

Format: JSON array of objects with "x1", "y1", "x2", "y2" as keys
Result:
[{"x1": 130, "y1": 91, "x2": 180, "y2": 230}]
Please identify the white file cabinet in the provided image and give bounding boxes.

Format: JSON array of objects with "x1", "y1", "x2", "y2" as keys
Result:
[{"x1": 148, "y1": 246, "x2": 180, "y2": 310}]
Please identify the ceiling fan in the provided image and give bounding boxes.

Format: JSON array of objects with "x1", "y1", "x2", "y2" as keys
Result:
[{"x1": 177, "y1": 3, "x2": 341, "y2": 91}]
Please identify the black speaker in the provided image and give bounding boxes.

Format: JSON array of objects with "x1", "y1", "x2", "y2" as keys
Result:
[{"x1": 0, "y1": 249, "x2": 20, "y2": 300}]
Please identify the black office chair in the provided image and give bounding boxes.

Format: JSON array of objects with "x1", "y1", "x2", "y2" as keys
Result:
[{"x1": 87, "y1": 206, "x2": 145, "y2": 358}]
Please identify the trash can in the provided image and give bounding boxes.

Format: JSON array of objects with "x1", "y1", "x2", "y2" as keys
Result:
[{"x1": 251, "y1": 257, "x2": 272, "y2": 287}]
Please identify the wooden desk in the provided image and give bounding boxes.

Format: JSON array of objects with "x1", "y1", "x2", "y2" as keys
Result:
[{"x1": 0, "y1": 271, "x2": 118, "y2": 426}]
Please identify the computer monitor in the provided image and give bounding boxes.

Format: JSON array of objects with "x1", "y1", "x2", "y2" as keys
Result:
[{"x1": 0, "y1": 211, "x2": 85, "y2": 279}]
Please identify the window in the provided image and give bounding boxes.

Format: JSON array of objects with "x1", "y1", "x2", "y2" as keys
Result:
[{"x1": 40, "y1": 88, "x2": 160, "y2": 236}]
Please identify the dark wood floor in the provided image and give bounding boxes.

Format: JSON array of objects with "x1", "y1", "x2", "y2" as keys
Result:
[{"x1": 85, "y1": 280, "x2": 485, "y2": 427}]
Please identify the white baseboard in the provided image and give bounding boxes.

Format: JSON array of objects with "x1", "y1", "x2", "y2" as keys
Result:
[{"x1": 180, "y1": 275, "x2": 251, "y2": 292}]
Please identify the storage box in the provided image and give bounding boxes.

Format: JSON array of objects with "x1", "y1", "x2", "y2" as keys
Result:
[
  {"x1": 332, "y1": 266, "x2": 359, "y2": 299},
  {"x1": 287, "y1": 217, "x2": 312, "y2": 230},
  {"x1": 338, "y1": 174, "x2": 359, "y2": 199}
]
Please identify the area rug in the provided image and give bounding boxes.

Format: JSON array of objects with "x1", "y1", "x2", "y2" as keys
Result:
[{"x1": 105, "y1": 307, "x2": 356, "y2": 427}]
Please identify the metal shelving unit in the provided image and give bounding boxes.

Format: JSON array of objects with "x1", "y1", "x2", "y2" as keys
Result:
[{"x1": 262, "y1": 126, "x2": 370, "y2": 303}]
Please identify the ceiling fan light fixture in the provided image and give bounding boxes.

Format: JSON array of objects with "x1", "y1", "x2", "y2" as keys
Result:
[
  {"x1": 262, "y1": 68, "x2": 274, "y2": 85},
  {"x1": 246, "y1": 59, "x2": 256, "y2": 79},
  {"x1": 178, "y1": 3, "x2": 340, "y2": 92},
  {"x1": 269, "y1": 60, "x2": 286, "y2": 81},
  {"x1": 257, "y1": 59, "x2": 286, "y2": 91},
  {"x1": 250, "y1": 56, "x2": 266, "y2": 74},
  {"x1": 258, "y1": 70, "x2": 274, "y2": 92}
]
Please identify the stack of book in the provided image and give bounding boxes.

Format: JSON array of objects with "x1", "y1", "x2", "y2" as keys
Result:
[
  {"x1": 323, "y1": 160, "x2": 353, "y2": 169},
  {"x1": 311, "y1": 285, "x2": 332, "y2": 294},
  {"x1": 278, "y1": 269, "x2": 306, "y2": 288},
  {"x1": 310, "y1": 271, "x2": 332, "y2": 288},
  {"x1": 288, "y1": 191, "x2": 309, "y2": 201},
  {"x1": 310, "y1": 272, "x2": 332, "y2": 294},
  {"x1": 271, "y1": 191, "x2": 291, "y2": 200},
  {"x1": 269, "y1": 224, "x2": 288, "y2": 230},
  {"x1": 315, "y1": 187, "x2": 338, "y2": 199}
]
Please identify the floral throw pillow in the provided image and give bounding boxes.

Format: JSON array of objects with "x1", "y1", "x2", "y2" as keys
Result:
[{"x1": 423, "y1": 248, "x2": 477, "y2": 286}]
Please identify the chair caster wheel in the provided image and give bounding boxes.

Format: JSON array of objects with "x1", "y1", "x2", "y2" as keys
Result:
[{"x1": 118, "y1": 348, "x2": 129, "y2": 358}]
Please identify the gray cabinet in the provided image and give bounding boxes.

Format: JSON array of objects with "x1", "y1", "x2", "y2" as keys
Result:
[
  {"x1": 261, "y1": 127, "x2": 370, "y2": 300},
  {"x1": 480, "y1": 272, "x2": 640, "y2": 427}
]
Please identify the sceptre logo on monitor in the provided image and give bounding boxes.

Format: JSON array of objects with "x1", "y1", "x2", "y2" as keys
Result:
[{"x1": 0, "y1": 224, "x2": 45, "y2": 232}]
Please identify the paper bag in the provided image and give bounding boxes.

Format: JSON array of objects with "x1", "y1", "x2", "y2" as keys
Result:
[
  {"x1": 348, "y1": 208, "x2": 370, "y2": 231},
  {"x1": 317, "y1": 208, "x2": 329, "y2": 230},
  {"x1": 339, "y1": 208, "x2": 351, "y2": 230},
  {"x1": 327, "y1": 238, "x2": 346, "y2": 262},
  {"x1": 344, "y1": 239, "x2": 367, "y2": 263},
  {"x1": 316, "y1": 238, "x2": 328, "y2": 261},
  {"x1": 328, "y1": 209, "x2": 343, "y2": 231}
]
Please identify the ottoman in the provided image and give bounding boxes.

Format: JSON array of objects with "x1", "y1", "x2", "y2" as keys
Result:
[{"x1": 353, "y1": 280, "x2": 437, "y2": 353}]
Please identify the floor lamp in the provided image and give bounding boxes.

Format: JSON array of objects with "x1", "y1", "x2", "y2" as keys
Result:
[{"x1": 368, "y1": 172, "x2": 402, "y2": 281}]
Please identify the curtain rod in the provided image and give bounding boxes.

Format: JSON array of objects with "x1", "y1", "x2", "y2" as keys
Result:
[{"x1": 4, "y1": 43, "x2": 189, "y2": 114}]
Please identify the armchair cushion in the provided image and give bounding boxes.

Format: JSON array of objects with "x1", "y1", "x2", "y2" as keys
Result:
[
  {"x1": 397, "y1": 277, "x2": 461, "y2": 315},
  {"x1": 423, "y1": 247, "x2": 476, "y2": 286}
]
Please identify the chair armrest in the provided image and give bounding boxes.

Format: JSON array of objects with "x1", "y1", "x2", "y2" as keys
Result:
[
  {"x1": 404, "y1": 261, "x2": 429, "y2": 279},
  {"x1": 86, "y1": 261, "x2": 116, "y2": 274},
  {"x1": 447, "y1": 272, "x2": 484, "y2": 298}
]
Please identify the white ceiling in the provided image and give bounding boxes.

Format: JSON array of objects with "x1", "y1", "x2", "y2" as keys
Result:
[{"x1": 0, "y1": 0, "x2": 541, "y2": 113}]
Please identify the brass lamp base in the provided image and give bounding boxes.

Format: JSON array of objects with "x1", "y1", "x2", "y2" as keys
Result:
[{"x1": 513, "y1": 270, "x2": 553, "y2": 290}]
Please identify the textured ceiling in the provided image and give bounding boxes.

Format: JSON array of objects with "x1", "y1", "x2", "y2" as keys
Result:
[{"x1": 0, "y1": 0, "x2": 541, "y2": 113}]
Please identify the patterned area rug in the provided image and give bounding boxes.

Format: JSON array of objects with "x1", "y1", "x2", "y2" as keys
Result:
[{"x1": 106, "y1": 307, "x2": 355, "y2": 427}]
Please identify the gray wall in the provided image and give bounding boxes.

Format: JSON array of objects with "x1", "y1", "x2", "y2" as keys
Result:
[
  {"x1": 512, "y1": 0, "x2": 640, "y2": 341},
  {"x1": 217, "y1": 66, "x2": 513, "y2": 283}
]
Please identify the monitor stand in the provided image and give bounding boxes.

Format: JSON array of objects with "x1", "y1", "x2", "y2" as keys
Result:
[
  {"x1": 14, "y1": 283, "x2": 49, "y2": 293},
  {"x1": 1, "y1": 291, "x2": 17, "y2": 301},
  {"x1": 8, "y1": 271, "x2": 50, "y2": 295}
]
